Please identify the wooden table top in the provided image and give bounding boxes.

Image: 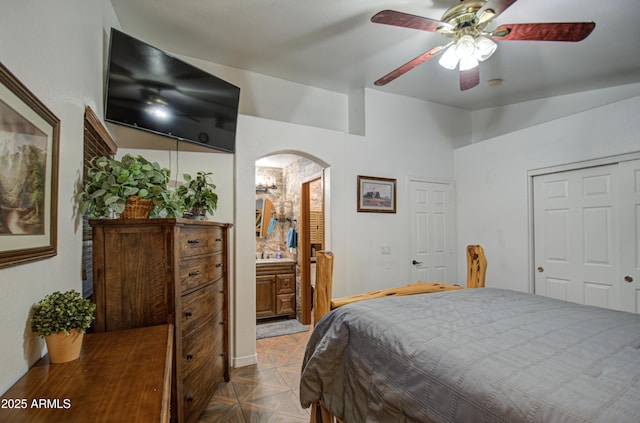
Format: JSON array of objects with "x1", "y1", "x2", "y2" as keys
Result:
[{"x1": 0, "y1": 324, "x2": 173, "y2": 423}]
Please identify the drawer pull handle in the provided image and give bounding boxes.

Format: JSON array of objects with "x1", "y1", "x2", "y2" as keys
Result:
[
  {"x1": 185, "y1": 311, "x2": 193, "y2": 318},
  {"x1": 215, "y1": 238, "x2": 222, "y2": 242},
  {"x1": 220, "y1": 321, "x2": 225, "y2": 326},
  {"x1": 186, "y1": 396, "x2": 194, "y2": 403},
  {"x1": 189, "y1": 270, "x2": 201, "y2": 277},
  {"x1": 187, "y1": 239, "x2": 200, "y2": 244},
  {"x1": 186, "y1": 354, "x2": 193, "y2": 360},
  {"x1": 216, "y1": 263, "x2": 223, "y2": 268}
]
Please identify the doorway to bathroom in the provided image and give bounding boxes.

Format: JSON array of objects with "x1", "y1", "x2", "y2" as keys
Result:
[{"x1": 254, "y1": 153, "x2": 326, "y2": 335}]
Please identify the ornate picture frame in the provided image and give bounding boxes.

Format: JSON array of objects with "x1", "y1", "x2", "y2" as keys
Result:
[
  {"x1": 0, "y1": 62, "x2": 59, "y2": 269},
  {"x1": 357, "y1": 175, "x2": 397, "y2": 213}
]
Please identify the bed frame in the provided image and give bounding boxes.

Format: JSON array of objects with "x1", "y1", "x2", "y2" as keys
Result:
[{"x1": 308, "y1": 246, "x2": 486, "y2": 422}]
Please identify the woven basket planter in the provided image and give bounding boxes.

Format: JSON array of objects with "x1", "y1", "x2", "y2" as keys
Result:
[{"x1": 121, "y1": 196, "x2": 154, "y2": 219}]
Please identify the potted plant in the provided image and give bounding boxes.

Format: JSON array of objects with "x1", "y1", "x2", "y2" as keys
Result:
[
  {"x1": 175, "y1": 171, "x2": 218, "y2": 219},
  {"x1": 31, "y1": 290, "x2": 96, "y2": 363},
  {"x1": 77, "y1": 154, "x2": 170, "y2": 218},
  {"x1": 156, "y1": 188, "x2": 186, "y2": 218}
]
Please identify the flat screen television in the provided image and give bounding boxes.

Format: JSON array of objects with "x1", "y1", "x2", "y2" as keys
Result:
[{"x1": 104, "y1": 28, "x2": 240, "y2": 153}]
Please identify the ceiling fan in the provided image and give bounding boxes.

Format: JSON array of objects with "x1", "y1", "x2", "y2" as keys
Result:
[{"x1": 371, "y1": 0, "x2": 595, "y2": 90}]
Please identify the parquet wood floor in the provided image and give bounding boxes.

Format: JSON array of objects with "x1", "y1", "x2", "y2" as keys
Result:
[{"x1": 197, "y1": 328, "x2": 312, "y2": 422}]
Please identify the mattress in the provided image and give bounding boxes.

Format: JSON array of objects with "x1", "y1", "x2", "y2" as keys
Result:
[{"x1": 300, "y1": 288, "x2": 640, "y2": 422}]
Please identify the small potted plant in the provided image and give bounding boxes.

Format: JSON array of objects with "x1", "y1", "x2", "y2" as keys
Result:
[
  {"x1": 77, "y1": 154, "x2": 170, "y2": 218},
  {"x1": 156, "y1": 188, "x2": 186, "y2": 218},
  {"x1": 176, "y1": 171, "x2": 218, "y2": 219},
  {"x1": 31, "y1": 290, "x2": 96, "y2": 363}
]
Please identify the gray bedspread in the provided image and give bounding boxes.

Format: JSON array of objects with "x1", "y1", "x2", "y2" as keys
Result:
[{"x1": 300, "y1": 288, "x2": 640, "y2": 422}]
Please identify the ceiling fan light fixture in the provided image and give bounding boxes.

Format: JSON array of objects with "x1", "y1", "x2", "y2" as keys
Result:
[
  {"x1": 370, "y1": 4, "x2": 595, "y2": 90},
  {"x1": 455, "y1": 34, "x2": 476, "y2": 59},
  {"x1": 459, "y1": 56, "x2": 479, "y2": 71},
  {"x1": 438, "y1": 45, "x2": 460, "y2": 70},
  {"x1": 474, "y1": 36, "x2": 497, "y2": 61}
]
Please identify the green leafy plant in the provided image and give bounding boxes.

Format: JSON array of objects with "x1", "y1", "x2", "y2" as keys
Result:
[
  {"x1": 175, "y1": 171, "x2": 218, "y2": 218},
  {"x1": 156, "y1": 188, "x2": 186, "y2": 218},
  {"x1": 31, "y1": 290, "x2": 96, "y2": 337},
  {"x1": 77, "y1": 154, "x2": 170, "y2": 218}
]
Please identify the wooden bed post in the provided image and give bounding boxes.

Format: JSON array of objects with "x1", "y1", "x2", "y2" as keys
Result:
[
  {"x1": 466, "y1": 245, "x2": 487, "y2": 288},
  {"x1": 313, "y1": 251, "x2": 334, "y2": 326},
  {"x1": 310, "y1": 251, "x2": 343, "y2": 423}
]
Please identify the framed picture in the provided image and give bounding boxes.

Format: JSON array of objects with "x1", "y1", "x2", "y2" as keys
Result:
[
  {"x1": 357, "y1": 175, "x2": 396, "y2": 213},
  {"x1": 0, "y1": 62, "x2": 59, "y2": 269}
]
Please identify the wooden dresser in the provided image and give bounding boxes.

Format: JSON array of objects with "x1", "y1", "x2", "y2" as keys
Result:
[
  {"x1": 256, "y1": 260, "x2": 296, "y2": 319},
  {"x1": 0, "y1": 324, "x2": 173, "y2": 423},
  {"x1": 90, "y1": 218, "x2": 231, "y2": 423}
]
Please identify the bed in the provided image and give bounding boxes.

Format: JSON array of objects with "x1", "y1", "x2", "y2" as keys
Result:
[{"x1": 300, "y1": 288, "x2": 640, "y2": 422}]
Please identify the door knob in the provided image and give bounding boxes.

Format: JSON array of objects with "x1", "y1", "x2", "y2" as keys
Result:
[
  {"x1": 624, "y1": 275, "x2": 634, "y2": 283},
  {"x1": 537, "y1": 266, "x2": 544, "y2": 273},
  {"x1": 412, "y1": 260, "x2": 423, "y2": 265}
]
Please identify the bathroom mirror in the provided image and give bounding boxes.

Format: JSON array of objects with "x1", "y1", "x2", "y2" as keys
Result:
[{"x1": 256, "y1": 198, "x2": 276, "y2": 238}]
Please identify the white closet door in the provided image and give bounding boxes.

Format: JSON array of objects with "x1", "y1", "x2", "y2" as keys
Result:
[
  {"x1": 533, "y1": 164, "x2": 620, "y2": 310},
  {"x1": 618, "y1": 159, "x2": 640, "y2": 313}
]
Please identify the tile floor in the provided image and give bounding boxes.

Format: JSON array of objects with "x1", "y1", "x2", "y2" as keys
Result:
[{"x1": 197, "y1": 328, "x2": 312, "y2": 422}]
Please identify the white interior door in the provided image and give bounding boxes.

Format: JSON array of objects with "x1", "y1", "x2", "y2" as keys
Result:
[
  {"x1": 409, "y1": 180, "x2": 456, "y2": 284},
  {"x1": 618, "y1": 159, "x2": 640, "y2": 313},
  {"x1": 533, "y1": 163, "x2": 640, "y2": 312}
]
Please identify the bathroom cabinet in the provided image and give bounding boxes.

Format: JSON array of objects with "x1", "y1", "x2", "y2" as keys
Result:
[{"x1": 256, "y1": 260, "x2": 296, "y2": 319}]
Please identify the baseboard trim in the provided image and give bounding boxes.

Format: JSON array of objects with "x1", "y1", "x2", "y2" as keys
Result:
[{"x1": 233, "y1": 353, "x2": 258, "y2": 368}]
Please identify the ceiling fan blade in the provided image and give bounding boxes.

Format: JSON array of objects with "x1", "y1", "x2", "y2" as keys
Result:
[
  {"x1": 460, "y1": 67, "x2": 480, "y2": 91},
  {"x1": 493, "y1": 22, "x2": 596, "y2": 41},
  {"x1": 371, "y1": 10, "x2": 451, "y2": 33},
  {"x1": 477, "y1": 0, "x2": 518, "y2": 24},
  {"x1": 374, "y1": 45, "x2": 447, "y2": 86}
]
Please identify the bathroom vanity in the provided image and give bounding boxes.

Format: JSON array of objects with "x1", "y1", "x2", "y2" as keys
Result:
[{"x1": 256, "y1": 259, "x2": 296, "y2": 319}]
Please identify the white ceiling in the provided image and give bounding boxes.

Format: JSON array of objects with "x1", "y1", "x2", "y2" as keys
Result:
[{"x1": 110, "y1": 0, "x2": 640, "y2": 111}]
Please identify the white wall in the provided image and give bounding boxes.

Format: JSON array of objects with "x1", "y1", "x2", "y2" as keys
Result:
[
  {"x1": 170, "y1": 54, "x2": 349, "y2": 135},
  {"x1": 0, "y1": 0, "x2": 119, "y2": 393},
  {"x1": 234, "y1": 115, "x2": 348, "y2": 366},
  {"x1": 342, "y1": 89, "x2": 466, "y2": 296},
  {"x1": 471, "y1": 83, "x2": 640, "y2": 144},
  {"x1": 455, "y1": 93, "x2": 640, "y2": 293},
  {"x1": 232, "y1": 90, "x2": 464, "y2": 367}
]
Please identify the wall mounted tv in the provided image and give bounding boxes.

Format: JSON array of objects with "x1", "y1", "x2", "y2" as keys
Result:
[{"x1": 105, "y1": 28, "x2": 240, "y2": 153}]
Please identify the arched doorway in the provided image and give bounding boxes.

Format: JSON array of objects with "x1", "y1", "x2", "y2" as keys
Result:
[{"x1": 254, "y1": 153, "x2": 327, "y2": 332}]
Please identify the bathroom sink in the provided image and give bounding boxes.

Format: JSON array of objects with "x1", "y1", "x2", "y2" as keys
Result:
[{"x1": 256, "y1": 258, "x2": 295, "y2": 264}]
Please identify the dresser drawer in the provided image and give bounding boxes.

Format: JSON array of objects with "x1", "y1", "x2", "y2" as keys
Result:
[
  {"x1": 178, "y1": 226, "x2": 224, "y2": 258},
  {"x1": 180, "y1": 252, "x2": 224, "y2": 293},
  {"x1": 276, "y1": 273, "x2": 295, "y2": 294},
  {"x1": 182, "y1": 334, "x2": 225, "y2": 423},
  {"x1": 181, "y1": 280, "x2": 223, "y2": 335},
  {"x1": 183, "y1": 349, "x2": 224, "y2": 423},
  {"x1": 182, "y1": 307, "x2": 224, "y2": 378}
]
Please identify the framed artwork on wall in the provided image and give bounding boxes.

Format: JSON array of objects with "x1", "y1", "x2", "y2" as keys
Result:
[
  {"x1": 0, "y1": 61, "x2": 59, "y2": 269},
  {"x1": 357, "y1": 175, "x2": 396, "y2": 213}
]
